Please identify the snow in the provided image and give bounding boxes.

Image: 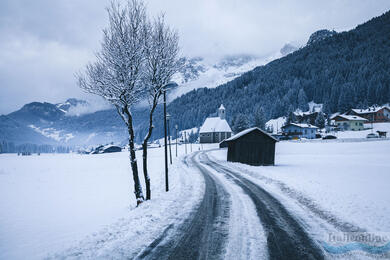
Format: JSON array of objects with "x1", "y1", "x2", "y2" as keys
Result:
[
  {"x1": 351, "y1": 105, "x2": 390, "y2": 114},
  {"x1": 196, "y1": 154, "x2": 268, "y2": 259},
  {"x1": 209, "y1": 139, "x2": 390, "y2": 235},
  {"x1": 28, "y1": 124, "x2": 74, "y2": 143},
  {"x1": 225, "y1": 127, "x2": 277, "y2": 142},
  {"x1": 283, "y1": 123, "x2": 318, "y2": 129},
  {"x1": 168, "y1": 53, "x2": 281, "y2": 101},
  {"x1": 0, "y1": 144, "x2": 205, "y2": 259},
  {"x1": 265, "y1": 116, "x2": 286, "y2": 134},
  {"x1": 331, "y1": 122, "x2": 390, "y2": 139},
  {"x1": 294, "y1": 102, "x2": 323, "y2": 116},
  {"x1": 199, "y1": 117, "x2": 232, "y2": 133},
  {"x1": 332, "y1": 114, "x2": 368, "y2": 121}
]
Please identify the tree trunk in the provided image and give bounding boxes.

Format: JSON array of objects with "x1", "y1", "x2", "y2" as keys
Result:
[
  {"x1": 142, "y1": 142, "x2": 151, "y2": 200},
  {"x1": 142, "y1": 100, "x2": 158, "y2": 200},
  {"x1": 124, "y1": 107, "x2": 144, "y2": 206}
]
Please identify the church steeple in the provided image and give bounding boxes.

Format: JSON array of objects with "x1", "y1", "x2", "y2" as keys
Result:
[{"x1": 218, "y1": 104, "x2": 226, "y2": 119}]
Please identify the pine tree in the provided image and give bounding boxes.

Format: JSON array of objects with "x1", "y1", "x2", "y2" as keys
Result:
[
  {"x1": 286, "y1": 111, "x2": 296, "y2": 125},
  {"x1": 297, "y1": 88, "x2": 309, "y2": 111},
  {"x1": 232, "y1": 113, "x2": 250, "y2": 133},
  {"x1": 253, "y1": 106, "x2": 266, "y2": 130},
  {"x1": 315, "y1": 112, "x2": 326, "y2": 129}
]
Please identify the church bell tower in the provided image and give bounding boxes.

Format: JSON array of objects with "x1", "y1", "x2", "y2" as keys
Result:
[{"x1": 218, "y1": 104, "x2": 226, "y2": 120}]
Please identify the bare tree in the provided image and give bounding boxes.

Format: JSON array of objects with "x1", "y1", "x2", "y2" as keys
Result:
[
  {"x1": 77, "y1": 0, "x2": 148, "y2": 205},
  {"x1": 141, "y1": 15, "x2": 180, "y2": 200}
]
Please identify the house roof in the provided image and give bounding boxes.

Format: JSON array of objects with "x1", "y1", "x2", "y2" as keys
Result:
[
  {"x1": 199, "y1": 117, "x2": 232, "y2": 133},
  {"x1": 219, "y1": 104, "x2": 225, "y2": 110},
  {"x1": 224, "y1": 127, "x2": 278, "y2": 142},
  {"x1": 282, "y1": 123, "x2": 318, "y2": 129},
  {"x1": 333, "y1": 114, "x2": 368, "y2": 121},
  {"x1": 350, "y1": 106, "x2": 390, "y2": 114}
]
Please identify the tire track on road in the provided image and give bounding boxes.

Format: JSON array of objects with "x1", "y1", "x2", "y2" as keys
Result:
[
  {"x1": 201, "y1": 152, "x2": 325, "y2": 260},
  {"x1": 138, "y1": 152, "x2": 230, "y2": 260}
]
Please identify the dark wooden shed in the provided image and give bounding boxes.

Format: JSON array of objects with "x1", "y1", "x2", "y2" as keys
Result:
[{"x1": 224, "y1": 127, "x2": 277, "y2": 166}]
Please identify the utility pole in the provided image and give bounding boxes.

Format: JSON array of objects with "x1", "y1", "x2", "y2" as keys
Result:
[
  {"x1": 184, "y1": 131, "x2": 187, "y2": 154},
  {"x1": 163, "y1": 89, "x2": 169, "y2": 192},
  {"x1": 167, "y1": 114, "x2": 172, "y2": 165},
  {"x1": 175, "y1": 124, "x2": 178, "y2": 157}
]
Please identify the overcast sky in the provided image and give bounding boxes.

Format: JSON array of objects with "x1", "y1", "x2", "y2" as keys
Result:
[{"x1": 1, "y1": 0, "x2": 389, "y2": 114}]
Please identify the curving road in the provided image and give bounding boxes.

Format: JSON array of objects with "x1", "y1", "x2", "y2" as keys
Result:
[
  {"x1": 138, "y1": 151, "x2": 231, "y2": 259},
  {"x1": 139, "y1": 150, "x2": 325, "y2": 260}
]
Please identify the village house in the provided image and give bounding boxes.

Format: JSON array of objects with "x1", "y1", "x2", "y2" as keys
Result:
[
  {"x1": 281, "y1": 123, "x2": 318, "y2": 139},
  {"x1": 345, "y1": 106, "x2": 390, "y2": 123},
  {"x1": 199, "y1": 104, "x2": 232, "y2": 143},
  {"x1": 331, "y1": 114, "x2": 367, "y2": 131},
  {"x1": 293, "y1": 102, "x2": 324, "y2": 125}
]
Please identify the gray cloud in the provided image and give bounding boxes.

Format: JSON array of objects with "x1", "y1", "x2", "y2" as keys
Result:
[{"x1": 0, "y1": 0, "x2": 389, "y2": 114}]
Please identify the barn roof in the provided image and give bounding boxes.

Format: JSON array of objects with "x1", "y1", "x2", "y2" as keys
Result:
[
  {"x1": 199, "y1": 117, "x2": 232, "y2": 133},
  {"x1": 225, "y1": 127, "x2": 278, "y2": 142}
]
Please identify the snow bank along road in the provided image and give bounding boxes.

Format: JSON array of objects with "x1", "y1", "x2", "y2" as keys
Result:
[{"x1": 141, "y1": 150, "x2": 325, "y2": 259}]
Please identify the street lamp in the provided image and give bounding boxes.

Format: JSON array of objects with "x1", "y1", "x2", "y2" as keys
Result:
[
  {"x1": 167, "y1": 114, "x2": 172, "y2": 165},
  {"x1": 184, "y1": 131, "x2": 187, "y2": 154},
  {"x1": 175, "y1": 124, "x2": 178, "y2": 157},
  {"x1": 162, "y1": 82, "x2": 178, "y2": 192},
  {"x1": 163, "y1": 88, "x2": 169, "y2": 192}
]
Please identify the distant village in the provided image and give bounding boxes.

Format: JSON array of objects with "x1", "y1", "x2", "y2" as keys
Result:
[{"x1": 198, "y1": 103, "x2": 390, "y2": 143}]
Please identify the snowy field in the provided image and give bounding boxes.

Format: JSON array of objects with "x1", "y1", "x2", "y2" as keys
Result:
[
  {"x1": 334, "y1": 122, "x2": 390, "y2": 139},
  {"x1": 210, "y1": 139, "x2": 390, "y2": 234},
  {"x1": 0, "y1": 144, "x2": 204, "y2": 259}
]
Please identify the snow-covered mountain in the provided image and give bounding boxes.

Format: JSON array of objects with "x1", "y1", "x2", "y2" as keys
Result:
[
  {"x1": 169, "y1": 53, "x2": 281, "y2": 100},
  {"x1": 56, "y1": 98, "x2": 89, "y2": 113},
  {"x1": 1, "y1": 52, "x2": 288, "y2": 147}
]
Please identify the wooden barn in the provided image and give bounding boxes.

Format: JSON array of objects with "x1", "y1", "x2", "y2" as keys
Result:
[{"x1": 223, "y1": 127, "x2": 278, "y2": 166}]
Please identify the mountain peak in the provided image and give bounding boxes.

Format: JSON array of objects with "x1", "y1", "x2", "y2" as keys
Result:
[
  {"x1": 307, "y1": 29, "x2": 337, "y2": 45},
  {"x1": 56, "y1": 98, "x2": 88, "y2": 112}
]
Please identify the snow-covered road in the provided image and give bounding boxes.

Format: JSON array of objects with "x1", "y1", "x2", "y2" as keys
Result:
[{"x1": 142, "y1": 150, "x2": 325, "y2": 259}]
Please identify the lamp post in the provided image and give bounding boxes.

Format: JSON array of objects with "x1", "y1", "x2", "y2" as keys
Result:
[
  {"x1": 167, "y1": 114, "x2": 172, "y2": 165},
  {"x1": 184, "y1": 131, "x2": 187, "y2": 154},
  {"x1": 163, "y1": 89, "x2": 169, "y2": 192},
  {"x1": 175, "y1": 124, "x2": 178, "y2": 157}
]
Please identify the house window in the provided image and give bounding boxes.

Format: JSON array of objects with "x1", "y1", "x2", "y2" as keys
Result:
[
  {"x1": 355, "y1": 122, "x2": 357, "y2": 126},
  {"x1": 359, "y1": 123, "x2": 363, "y2": 126}
]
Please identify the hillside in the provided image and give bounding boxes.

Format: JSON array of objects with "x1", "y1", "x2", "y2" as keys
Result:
[
  {"x1": 164, "y1": 11, "x2": 390, "y2": 131},
  {"x1": 1, "y1": 11, "x2": 390, "y2": 146}
]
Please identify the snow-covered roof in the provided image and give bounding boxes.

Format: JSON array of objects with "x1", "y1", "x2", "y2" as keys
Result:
[
  {"x1": 219, "y1": 104, "x2": 225, "y2": 110},
  {"x1": 199, "y1": 117, "x2": 232, "y2": 133},
  {"x1": 224, "y1": 127, "x2": 278, "y2": 142},
  {"x1": 351, "y1": 106, "x2": 390, "y2": 114},
  {"x1": 294, "y1": 102, "x2": 323, "y2": 116},
  {"x1": 334, "y1": 114, "x2": 368, "y2": 121},
  {"x1": 282, "y1": 123, "x2": 318, "y2": 129}
]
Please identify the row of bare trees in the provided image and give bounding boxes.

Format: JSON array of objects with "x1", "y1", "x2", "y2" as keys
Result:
[{"x1": 77, "y1": 0, "x2": 180, "y2": 205}]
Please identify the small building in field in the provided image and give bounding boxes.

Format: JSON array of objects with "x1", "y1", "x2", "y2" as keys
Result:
[
  {"x1": 91, "y1": 144, "x2": 122, "y2": 154},
  {"x1": 199, "y1": 105, "x2": 232, "y2": 143},
  {"x1": 331, "y1": 114, "x2": 367, "y2": 131},
  {"x1": 345, "y1": 106, "x2": 390, "y2": 123},
  {"x1": 281, "y1": 123, "x2": 318, "y2": 139},
  {"x1": 223, "y1": 127, "x2": 277, "y2": 166}
]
